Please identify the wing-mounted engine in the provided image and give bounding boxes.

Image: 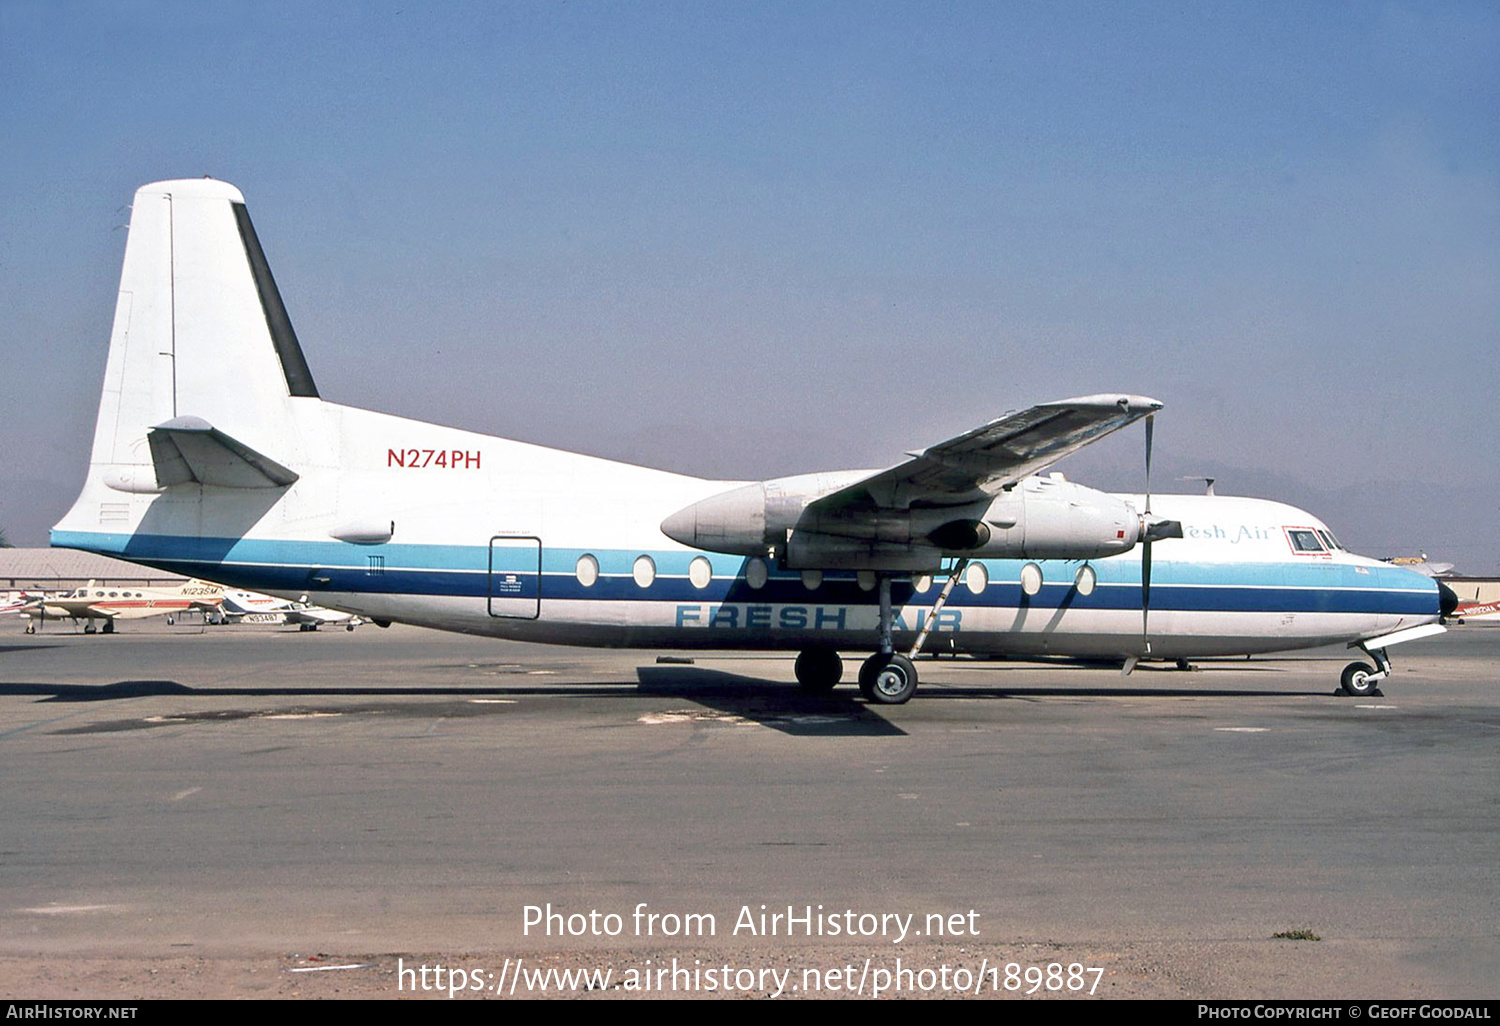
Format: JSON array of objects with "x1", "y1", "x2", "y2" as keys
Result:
[
  {"x1": 661, "y1": 394, "x2": 1165, "y2": 572},
  {"x1": 662, "y1": 472, "x2": 1144, "y2": 570}
]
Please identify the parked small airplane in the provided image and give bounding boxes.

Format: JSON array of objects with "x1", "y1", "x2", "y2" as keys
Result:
[
  {"x1": 50, "y1": 180, "x2": 1451, "y2": 700},
  {"x1": 1449, "y1": 598, "x2": 1500, "y2": 625},
  {"x1": 19, "y1": 578, "x2": 223, "y2": 634},
  {"x1": 1, "y1": 591, "x2": 41, "y2": 617},
  {"x1": 218, "y1": 588, "x2": 363, "y2": 631}
]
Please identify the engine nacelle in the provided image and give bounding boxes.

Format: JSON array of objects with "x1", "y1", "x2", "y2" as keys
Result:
[
  {"x1": 971, "y1": 476, "x2": 1141, "y2": 559},
  {"x1": 662, "y1": 473, "x2": 1142, "y2": 570}
]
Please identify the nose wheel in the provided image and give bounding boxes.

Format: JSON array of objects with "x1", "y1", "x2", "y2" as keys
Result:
[
  {"x1": 1340, "y1": 662, "x2": 1380, "y2": 697},
  {"x1": 1339, "y1": 641, "x2": 1393, "y2": 697}
]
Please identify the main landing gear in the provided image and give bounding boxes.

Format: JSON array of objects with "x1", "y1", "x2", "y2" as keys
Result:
[
  {"x1": 793, "y1": 560, "x2": 970, "y2": 706},
  {"x1": 858, "y1": 651, "x2": 917, "y2": 704},
  {"x1": 793, "y1": 648, "x2": 842, "y2": 693},
  {"x1": 791, "y1": 647, "x2": 919, "y2": 704}
]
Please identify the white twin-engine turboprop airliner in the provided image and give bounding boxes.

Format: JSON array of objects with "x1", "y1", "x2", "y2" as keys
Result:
[{"x1": 52, "y1": 180, "x2": 1452, "y2": 703}]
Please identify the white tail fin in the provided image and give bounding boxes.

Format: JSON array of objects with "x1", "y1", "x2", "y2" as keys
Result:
[{"x1": 85, "y1": 178, "x2": 316, "y2": 492}]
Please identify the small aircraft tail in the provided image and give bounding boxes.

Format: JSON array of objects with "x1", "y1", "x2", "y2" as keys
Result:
[{"x1": 55, "y1": 179, "x2": 320, "y2": 544}]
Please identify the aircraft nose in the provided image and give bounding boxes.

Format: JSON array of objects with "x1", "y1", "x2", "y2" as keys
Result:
[{"x1": 1438, "y1": 581, "x2": 1459, "y2": 618}]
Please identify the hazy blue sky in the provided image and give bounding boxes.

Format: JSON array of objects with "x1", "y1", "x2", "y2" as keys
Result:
[{"x1": 3, "y1": 1, "x2": 1496, "y2": 569}]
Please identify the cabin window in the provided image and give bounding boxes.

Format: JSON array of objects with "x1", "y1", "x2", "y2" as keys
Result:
[
  {"x1": 1286, "y1": 529, "x2": 1327, "y2": 554},
  {"x1": 801, "y1": 570, "x2": 822, "y2": 591},
  {"x1": 632, "y1": 555, "x2": 656, "y2": 588},
  {"x1": 913, "y1": 575, "x2": 933, "y2": 594},
  {"x1": 1074, "y1": 564, "x2": 1097, "y2": 596},
  {"x1": 965, "y1": 562, "x2": 988, "y2": 595},
  {"x1": 745, "y1": 558, "x2": 768, "y2": 590},
  {"x1": 856, "y1": 570, "x2": 876, "y2": 592},
  {"x1": 688, "y1": 556, "x2": 713, "y2": 589},
  {"x1": 575, "y1": 554, "x2": 599, "y2": 587},
  {"x1": 1020, "y1": 563, "x2": 1043, "y2": 597}
]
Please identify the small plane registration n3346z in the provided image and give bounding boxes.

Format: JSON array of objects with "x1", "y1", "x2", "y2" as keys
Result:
[{"x1": 51, "y1": 180, "x2": 1453, "y2": 703}]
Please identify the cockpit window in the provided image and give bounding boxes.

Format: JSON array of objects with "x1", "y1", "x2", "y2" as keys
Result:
[
  {"x1": 1316, "y1": 529, "x2": 1344, "y2": 551},
  {"x1": 1286, "y1": 528, "x2": 1327, "y2": 554}
]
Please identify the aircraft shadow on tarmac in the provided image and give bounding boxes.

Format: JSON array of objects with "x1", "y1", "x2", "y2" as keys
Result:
[
  {"x1": 1, "y1": 673, "x2": 907, "y2": 737},
  {"x1": 2, "y1": 660, "x2": 1340, "y2": 739},
  {"x1": 0, "y1": 676, "x2": 906, "y2": 738},
  {"x1": 633, "y1": 665, "x2": 906, "y2": 736}
]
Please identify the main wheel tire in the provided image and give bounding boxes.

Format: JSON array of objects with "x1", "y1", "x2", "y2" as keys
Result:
[
  {"x1": 794, "y1": 648, "x2": 843, "y2": 692},
  {"x1": 1340, "y1": 661, "x2": 1379, "y2": 697},
  {"x1": 857, "y1": 655, "x2": 878, "y2": 698},
  {"x1": 860, "y1": 653, "x2": 918, "y2": 705}
]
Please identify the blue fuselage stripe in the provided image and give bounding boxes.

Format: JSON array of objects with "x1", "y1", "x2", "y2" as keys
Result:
[{"x1": 50, "y1": 530, "x2": 1440, "y2": 617}]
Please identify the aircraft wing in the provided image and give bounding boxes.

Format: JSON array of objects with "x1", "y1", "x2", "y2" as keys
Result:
[
  {"x1": 807, "y1": 394, "x2": 1161, "y2": 512},
  {"x1": 287, "y1": 605, "x2": 355, "y2": 626},
  {"x1": 36, "y1": 600, "x2": 112, "y2": 620}
]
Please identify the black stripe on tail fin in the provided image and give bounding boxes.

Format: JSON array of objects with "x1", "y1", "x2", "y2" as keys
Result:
[{"x1": 231, "y1": 202, "x2": 320, "y2": 398}]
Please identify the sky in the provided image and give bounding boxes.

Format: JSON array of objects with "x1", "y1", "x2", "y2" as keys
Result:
[{"x1": 2, "y1": 1, "x2": 1497, "y2": 569}]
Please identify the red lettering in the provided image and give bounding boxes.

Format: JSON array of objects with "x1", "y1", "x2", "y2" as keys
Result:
[{"x1": 387, "y1": 447, "x2": 483, "y2": 468}]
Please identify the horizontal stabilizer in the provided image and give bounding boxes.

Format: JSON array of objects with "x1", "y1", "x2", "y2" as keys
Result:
[{"x1": 147, "y1": 416, "x2": 299, "y2": 489}]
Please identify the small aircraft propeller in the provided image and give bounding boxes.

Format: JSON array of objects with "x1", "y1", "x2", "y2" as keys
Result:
[{"x1": 1139, "y1": 413, "x2": 1183, "y2": 654}]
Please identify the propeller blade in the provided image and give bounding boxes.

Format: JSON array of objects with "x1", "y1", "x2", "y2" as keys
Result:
[
  {"x1": 1142, "y1": 536, "x2": 1152, "y2": 654},
  {"x1": 1144, "y1": 413, "x2": 1154, "y2": 515}
]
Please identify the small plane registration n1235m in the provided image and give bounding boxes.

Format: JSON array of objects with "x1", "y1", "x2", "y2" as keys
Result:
[
  {"x1": 16, "y1": 579, "x2": 223, "y2": 634},
  {"x1": 51, "y1": 180, "x2": 1453, "y2": 702}
]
